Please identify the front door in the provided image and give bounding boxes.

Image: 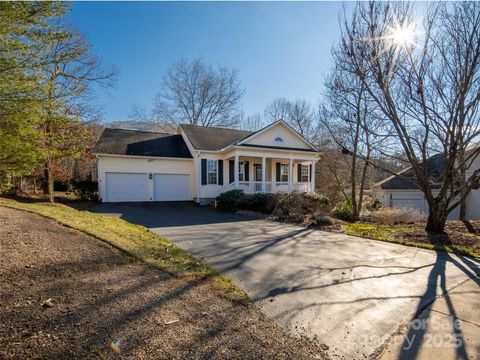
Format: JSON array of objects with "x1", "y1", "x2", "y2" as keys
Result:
[{"x1": 254, "y1": 164, "x2": 262, "y2": 181}]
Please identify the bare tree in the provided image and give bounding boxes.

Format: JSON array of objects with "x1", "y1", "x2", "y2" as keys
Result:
[
  {"x1": 236, "y1": 111, "x2": 265, "y2": 131},
  {"x1": 152, "y1": 58, "x2": 244, "y2": 128},
  {"x1": 265, "y1": 98, "x2": 319, "y2": 141},
  {"x1": 128, "y1": 104, "x2": 177, "y2": 133},
  {"x1": 39, "y1": 22, "x2": 117, "y2": 202},
  {"x1": 264, "y1": 98, "x2": 291, "y2": 123},
  {"x1": 338, "y1": 1, "x2": 480, "y2": 232}
]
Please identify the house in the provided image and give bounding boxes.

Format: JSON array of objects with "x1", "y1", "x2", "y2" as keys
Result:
[
  {"x1": 93, "y1": 120, "x2": 320, "y2": 204},
  {"x1": 372, "y1": 151, "x2": 480, "y2": 220}
]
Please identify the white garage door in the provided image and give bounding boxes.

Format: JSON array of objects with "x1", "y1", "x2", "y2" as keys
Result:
[
  {"x1": 154, "y1": 174, "x2": 191, "y2": 201},
  {"x1": 392, "y1": 198, "x2": 423, "y2": 212},
  {"x1": 106, "y1": 173, "x2": 148, "y2": 202}
]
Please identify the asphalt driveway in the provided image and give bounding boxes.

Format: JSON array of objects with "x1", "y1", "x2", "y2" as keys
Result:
[{"x1": 93, "y1": 202, "x2": 480, "y2": 359}]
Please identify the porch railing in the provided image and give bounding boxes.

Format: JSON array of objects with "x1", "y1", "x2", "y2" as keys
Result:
[{"x1": 232, "y1": 181, "x2": 311, "y2": 194}]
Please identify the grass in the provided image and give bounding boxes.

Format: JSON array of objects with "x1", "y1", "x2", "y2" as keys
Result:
[
  {"x1": 0, "y1": 200, "x2": 250, "y2": 305},
  {"x1": 343, "y1": 223, "x2": 480, "y2": 258}
]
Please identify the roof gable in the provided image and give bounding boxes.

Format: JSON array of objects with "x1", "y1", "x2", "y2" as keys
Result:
[
  {"x1": 237, "y1": 121, "x2": 317, "y2": 151},
  {"x1": 377, "y1": 153, "x2": 447, "y2": 190},
  {"x1": 93, "y1": 128, "x2": 192, "y2": 158}
]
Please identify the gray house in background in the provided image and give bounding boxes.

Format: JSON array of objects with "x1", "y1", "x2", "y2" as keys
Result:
[{"x1": 372, "y1": 151, "x2": 480, "y2": 220}]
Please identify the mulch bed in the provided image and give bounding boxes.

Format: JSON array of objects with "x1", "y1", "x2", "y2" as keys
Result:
[
  {"x1": 0, "y1": 207, "x2": 326, "y2": 360},
  {"x1": 392, "y1": 220, "x2": 480, "y2": 255}
]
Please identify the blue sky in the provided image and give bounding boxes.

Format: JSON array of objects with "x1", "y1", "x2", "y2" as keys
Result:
[{"x1": 68, "y1": 1, "x2": 344, "y2": 123}]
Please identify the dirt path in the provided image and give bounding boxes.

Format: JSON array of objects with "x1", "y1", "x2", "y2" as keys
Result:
[{"x1": 0, "y1": 207, "x2": 325, "y2": 359}]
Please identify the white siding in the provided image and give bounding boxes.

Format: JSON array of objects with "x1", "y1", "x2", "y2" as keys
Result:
[
  {"x1": 242, "y1": 122, "x2": 312, "y2": 149},
  {"x1": 466, "y1": 155, "x2": 480, "y2": 220},
  {"x1": 197, "y1": 153, "x2": 225, "y2": 199},
  {"x1": 97, "y1": 155, "x2": 194, "y2": 202},
  {"x1": 375, "y1": 189, "x2": 462, "y2": 220}
]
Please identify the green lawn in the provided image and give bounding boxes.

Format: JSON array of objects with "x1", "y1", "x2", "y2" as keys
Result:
[
  {"x1": 0, "y1": 200, "x2": 249, "y2": 305},
  {"x1": 343, "y1": 223, "x2": 480, "y2": 258}
]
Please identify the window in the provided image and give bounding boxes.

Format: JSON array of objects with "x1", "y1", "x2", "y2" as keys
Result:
[
  {"x1": 301, "y1": 165, "x2": 309, "y2": 182},
  {"x1": 238, "y1": 161, "x2": 245, "y2": 181},
  {"x1": 275, "y1": 137, "x2": 283, "y2": 143},
  {"x1": 280, "y1": 164, "x2": 289, "y2": 182},
  {"x1": 207, "y1": 159, "x2": 217, "y2": 184}
]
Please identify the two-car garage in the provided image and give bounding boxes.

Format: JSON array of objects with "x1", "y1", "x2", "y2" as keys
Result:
[
  {"x1": 94, "y1": 128, "x2": 195, "y2": 203},
  {"x1": 94, "y1": 128, "x2": 194, "y2": 202},
  {"x1": 104, "y1": 172, "x2": 192, "y2": 202}
]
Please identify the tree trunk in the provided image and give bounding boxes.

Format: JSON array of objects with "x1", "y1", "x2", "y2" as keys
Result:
[
  {"x1": 459, "y1": 189, "x2": 469, "y2": 221},
  {"x1": 458, "y1": 148, "x2": 468, "y2": 220},
  {"x1": 43, "y1": 160, "x2": 55, "y2": 203},
  {"x1": 425, "y1": 202, "x2": 448, "y2": 233},
  {"x1": 43, "y1": 163, "x2": 49, "y2": 195}
]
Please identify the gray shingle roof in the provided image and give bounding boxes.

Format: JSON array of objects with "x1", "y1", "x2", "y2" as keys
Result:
[
  {"x1": 179, "y1": 124, "x2": 253, "y2": 151},
  {"x1": 380, "y1": 153, "x2": 447, "y2": 190},
  {"x1": 93, "y1": 128, "x2": 192, "y2": 158}
]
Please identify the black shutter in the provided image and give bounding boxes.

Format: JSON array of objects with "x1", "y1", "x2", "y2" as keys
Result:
[
  {"x1": 229, "y1": 160, "x2": 234, "y2": 183},
  {"x1": 309, "y1": 164, "x2": 312, "y2": 182},
  {"x1": 218, "y1": 160, "x2": 223, "y2": 185},
  {"x1": 298, "y1": 164, "x2": 302, "y2": 182},
  {"x1": 276, "y1": 162, "x2": 281, "y2": 182},
  {"x1": 201, "y1": 159, "x2": 207, "y2": 185},
  {"x1": 244, "y1": 161, "x2": 249, "y2": 182}
]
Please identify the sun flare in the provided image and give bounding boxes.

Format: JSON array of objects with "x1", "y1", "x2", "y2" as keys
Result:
[{"x1": 391, "y1": 23, "x2": 416, "y2": 47}]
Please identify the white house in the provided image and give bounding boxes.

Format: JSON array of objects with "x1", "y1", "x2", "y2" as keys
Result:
[
  {"x1": 93, "y1": 120, "x2": 321, "y2": 204},
  {"x1": 372, "y1": 150, "x2": 480, "y2": 220}
]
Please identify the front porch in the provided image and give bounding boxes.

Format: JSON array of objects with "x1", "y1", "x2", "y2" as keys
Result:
[{"x1": 222, "y1": 155, "x2": 316, "y2": 195}]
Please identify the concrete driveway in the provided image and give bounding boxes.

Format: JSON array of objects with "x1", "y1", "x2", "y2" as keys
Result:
[{"x1": 93, "y1": 202, "x2": 480, "y2": 359}]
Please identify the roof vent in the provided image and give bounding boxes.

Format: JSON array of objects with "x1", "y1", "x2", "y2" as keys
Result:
[{"x1": 275, "y1": 137, "x2": 283, "y2": 143}]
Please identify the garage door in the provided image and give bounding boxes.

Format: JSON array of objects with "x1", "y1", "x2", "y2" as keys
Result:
[
  {"x1": 392, "y1": 198, "x2": 423, "y2": 212},
  {"x1": 154, "y1": 174, "x2": 191, "y2": 201},
  {"x1": 106, "y1": 173, "x2": 148, "y2": 202}
]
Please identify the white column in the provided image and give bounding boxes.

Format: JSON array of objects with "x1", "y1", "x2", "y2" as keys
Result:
[
  {"x1": 197, "y1": 155, "x2": 202, "y2": 203},
  {"x1": 234, "y1": 155, "x2": 239, "y2": 187},
  {"x1": 311, "y1": 160, "x2": 316, "y2": 193},
  {"x1": 288, "y1": 158, "x2": 293, "y2": 191},
  {"x1": 261, "y1": 157, "x2": 266, "y2": 192}
]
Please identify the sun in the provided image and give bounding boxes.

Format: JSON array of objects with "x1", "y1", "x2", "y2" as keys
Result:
[{"x1": 390, "y1": 23, "x2": 416, "y2": 47}]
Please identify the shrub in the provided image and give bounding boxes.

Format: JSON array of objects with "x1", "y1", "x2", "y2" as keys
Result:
[
  {"x1": 303, "y1": 193, "x2": 331, "y2": 212},
  {"x1": 365, "y1": 199, "x2": 382, "y2": 211},
  {"x1": 271, "y1": 192, "x2": 331, "y2": 222},
  {"x1": 216, "y1": 189, "x2": 244, "y2": 212},
  {"x1": 313, "y1": 212, "x2": 334, "y2": 226},
  {"x1": 238, "y1": 193, "x2": 277, "y2": 214},
  {"x1": 54, "y1": 180, "x2": 73, "y2": 192},
  {"x1": 332, "y1": 201, "x2": 355, "y2": 222},
  {"x1": 370, "y1": 207, "x2": 425, "y2": 225},
  {"x1": 72, "y1": 181, "x2": 99, "y2": 201}
]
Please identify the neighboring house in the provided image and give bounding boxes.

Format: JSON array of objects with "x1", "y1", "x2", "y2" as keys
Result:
[
  {"x1": 372, "y1": 151, "x2": 480, "y2": 220},
  {"x1": 93, "y1": 120, "x2": 320, "y2": 204}
]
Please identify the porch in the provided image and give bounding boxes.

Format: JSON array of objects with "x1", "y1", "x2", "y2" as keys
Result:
[{"x1": 222, "y1": 155, "x2": 316, "y2": 195}]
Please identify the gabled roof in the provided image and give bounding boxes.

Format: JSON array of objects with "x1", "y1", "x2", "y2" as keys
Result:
[
  {"x1": 236, "y1": 120, "x2": 319, "y2": 152},
  {"x1": 375, "y1": 153, "x2": 447, "y2": 190},
  {"x1": 179, "y1": 124, "x2": 253, "y2": 151},
  {"x1": 93, "y1": 128, "x2": 192, "y2": 158},
  {"x1": 179, "y1": 120, "x2": 319, "y2": 152}
]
